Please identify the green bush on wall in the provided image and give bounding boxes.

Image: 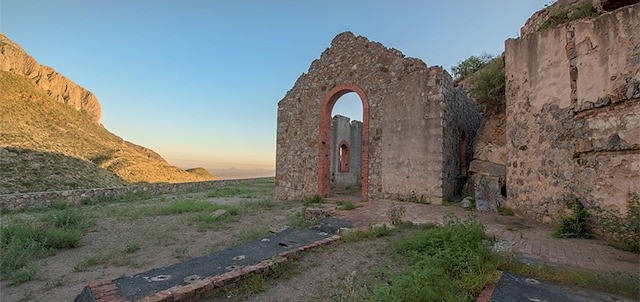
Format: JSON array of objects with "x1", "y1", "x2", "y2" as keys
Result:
[
  {"x1": 451, "y1": 54, "x2": 505, "y2": 116},
  {"x1": 553, "y1": 196, "x2": 591, "y2": 239}
]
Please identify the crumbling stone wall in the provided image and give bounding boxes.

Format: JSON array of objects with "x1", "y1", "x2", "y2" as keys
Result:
[
  {"x1": 505, "y1": 4, "x2": 640, "y2": 222},
  {"x1": 0, "y1": 178, "x2": 271, "y2": 212},
  {"x1": 275, "y1": 32, "x2": 481, "y2": 202},
  {"x1": 330, "y1": 115, "x2": 362, "y2": 189},
  {"x1": 442, "y1": 76, "x2": 483, "y2": 198}
]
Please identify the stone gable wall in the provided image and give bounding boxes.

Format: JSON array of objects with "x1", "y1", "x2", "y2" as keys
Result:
[
  {"x1": 505, "y1": 4, "x2": 640, "y2": 222},
  {"x1": 276, "y1": 32, "x2": 481, "y2": 202}
]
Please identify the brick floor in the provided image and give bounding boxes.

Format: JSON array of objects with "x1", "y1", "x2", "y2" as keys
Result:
[{"x1": 335, "y1": 199, "x2": 640, "y2": 275}]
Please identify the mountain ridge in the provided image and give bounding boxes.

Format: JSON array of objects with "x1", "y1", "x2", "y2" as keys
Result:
[{"x1": 0, "y1": 34, "x2": 215, "y2": 194}]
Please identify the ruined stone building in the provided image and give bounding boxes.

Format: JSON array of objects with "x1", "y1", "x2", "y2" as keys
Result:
[
  {"x1": 330, "y1": 115, "x2": 363, "y2": 191},
  {"x1": 276, "y1": 2, "x2": 639, "y2": 225},
  {"x1": 275, "y1": 32, "x2": 482, "y2": 202}
]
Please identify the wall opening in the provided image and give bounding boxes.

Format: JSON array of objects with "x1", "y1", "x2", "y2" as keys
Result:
[
  {"x1": 338, "y1": 141, "x2": 350, "y2": 172},
  {"x1": 318, "y1": 84, "x2": 369, "y2": 200}
]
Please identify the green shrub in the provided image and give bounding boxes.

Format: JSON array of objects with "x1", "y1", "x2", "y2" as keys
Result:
[
  {"x1": 287, "y1": 209, "x2": 313, "y2": 229},
  {"x1": 469, "y1": 56, "x2": 506, "y2": 115},
  {"x1": 539, "y1": 1, "x2": 598, "y2": 30},
  {"x1": 451, "y1": 53, "x2": 494, "y2": 80},
  {"x1": 303, "y1": 194, "x2": 323, "y2": 205},
  {"x1": 595, "y1": 192, "x2": 640, "y2": 253},
  {"x1": 372, "y1": 215, "x2": 499, "y2": 301},
  {"x1": 553, "y1": 196, "x2": 591, "y2": 238},
  {"x1": 336, "y1": 201, "x2": 362, "y2": 211},
  {"x1": 341, "y1": 225, "x2": 391, "y2": 242},
  {"x1": 0, "y1": 207, "x2": 94, "y2": 284}
]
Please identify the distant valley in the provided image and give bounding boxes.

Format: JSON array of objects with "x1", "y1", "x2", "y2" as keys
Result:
[{"x1": 206, "y1": 167, "x2": 274, "y2": 180}]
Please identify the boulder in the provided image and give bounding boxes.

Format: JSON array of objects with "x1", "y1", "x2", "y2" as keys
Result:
[
  {"x1": 460, "y1": 196, "x2": 473, "y2": 209},
  {"x1": 474, "y1": 174, "x2": 505, "y2": 212}
]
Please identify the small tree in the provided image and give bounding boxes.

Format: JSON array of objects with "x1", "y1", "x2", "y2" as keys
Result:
[
  {"x1": 469, "y1": 56, "x2": 506, "y2": 115},
  {"x1": 451, "y1": 53, "x2": 494, "y2": 80}
]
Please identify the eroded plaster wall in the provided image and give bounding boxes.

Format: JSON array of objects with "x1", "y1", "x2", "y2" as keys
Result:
[{"x1": 505, "y1": 4, "x2": 640, "y2": 222}]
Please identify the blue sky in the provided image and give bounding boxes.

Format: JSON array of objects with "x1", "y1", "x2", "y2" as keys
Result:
[{"x1": 1, "y1": 0, "x2": 548, "y2": 170}]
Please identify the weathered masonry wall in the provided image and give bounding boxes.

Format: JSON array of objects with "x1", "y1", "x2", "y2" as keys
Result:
[
  {"x1": 442, "y1": 75, "x2": 483, "y2": 198},
  {"x1": 275, "y1": 32, "x2": 481, "y2": 202},
  {"x1": 505, "y1": 4, "x2": 640, "y2": 222},
  {"x1": 330, "y1": 115, "x2": 362, "y2": 189},
  {"x1": 0, "y1": 178, "x2": 272, "y2": 212}
]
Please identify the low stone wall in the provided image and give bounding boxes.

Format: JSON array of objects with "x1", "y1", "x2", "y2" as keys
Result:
[{"x1": 0, "y1": 178, "x2": 273, "y2": 212}]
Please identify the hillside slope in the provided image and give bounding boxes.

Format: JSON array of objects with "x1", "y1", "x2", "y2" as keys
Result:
[{"x1": 0, "y1": 71, "x2": 214, "y2": 194}]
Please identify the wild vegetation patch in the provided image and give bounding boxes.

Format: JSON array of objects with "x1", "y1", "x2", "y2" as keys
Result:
[
  {"x1": 0, "y1": 205, "x2": 94, "y2": 284},
  {"x1": 451, "y1": 54, "x2": 505, "y2": 115},
  {"x1": 594, "y1": 192, "x2": 640, "y2": 253},
  {"x1": 539, "y1": 0, "x2": 598, "y2": 30},
  {"x1": 553, "y1": 196, "x2": 592, "y2": 239},
  {"x1": 370, "y1": 215, "x2": 500, "y2": 301},
  {"x1": 336, "y1": 201, "x2": 362, "y2": 210}
]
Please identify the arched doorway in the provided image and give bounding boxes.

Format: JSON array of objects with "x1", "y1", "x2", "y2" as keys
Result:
[{"x1": 318, "y1": 84, "x2": 369, "y2": 200}]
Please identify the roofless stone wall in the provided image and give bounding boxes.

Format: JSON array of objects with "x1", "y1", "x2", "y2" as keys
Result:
[
  {"x1": 505, "y1": 4, "x2": 640, "y2": 222},
  {"x1": 275, "y1": 32, "x2": 481, "y2": 202}
]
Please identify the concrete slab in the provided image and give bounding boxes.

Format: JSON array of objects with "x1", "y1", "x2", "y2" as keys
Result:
[
  {"x1": 74, "y1": 218, "x2": 353, "y2": 302},
  {"x1": 489, "y1": 272, "x2": 637, "y2": 302}
]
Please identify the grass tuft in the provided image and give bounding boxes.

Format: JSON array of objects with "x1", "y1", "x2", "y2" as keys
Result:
[
  {"x1": 0, "y1": 207, "x2": 94, "y2": 284},
  {"x1": 371, "y1": 215, "x2": 500, "y2": 301},
  {"x1": 336, "y1": 201, "x2": 362, "y2": 211}
]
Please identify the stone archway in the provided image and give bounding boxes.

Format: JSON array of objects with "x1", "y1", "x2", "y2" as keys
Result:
[{"x1": 318, "y1": 83, "x2": 369, "y2": 200}]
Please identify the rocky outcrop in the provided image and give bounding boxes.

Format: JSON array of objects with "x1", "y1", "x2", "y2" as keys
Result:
[
  {"x1": 0, "y1": 33, "x2": 101, "y2": 122},
  {"x1": 0, "y1": 34, "x2": 218, "y2": 194},
  {"x1": 466, "y1": 112, "x2": 507, "y2": 211}
]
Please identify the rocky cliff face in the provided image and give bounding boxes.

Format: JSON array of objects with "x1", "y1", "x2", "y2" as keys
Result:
[
  {"x1": 0, "y1": 33, "x2": 101, "y2": 123},
  {"x1": 0, "y1": 34, "x2": 216, "y2": 194}
]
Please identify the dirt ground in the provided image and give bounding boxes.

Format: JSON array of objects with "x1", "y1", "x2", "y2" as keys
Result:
[
  {"x1": 0, "y1": 181, "x2": 302, "y2": 302},
  {"x1": 1, "y1": 181, "x2": 638, "y2": 302}
]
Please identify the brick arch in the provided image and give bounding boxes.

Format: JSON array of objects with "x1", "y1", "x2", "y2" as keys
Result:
[{"x1": 318, "y1": 83, "x2": 369, "y2": 200}]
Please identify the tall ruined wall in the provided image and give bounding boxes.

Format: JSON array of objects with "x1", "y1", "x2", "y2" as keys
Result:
[
  {"x1": 505, "y1": 4, "x2": 640, "y2": 222},
  {"x1": 330, "y1": 115, "x2": 362, "y2": 188},
  {"x1": 441, "y1": 75, "x2": 483, "y2": 198},
  {"x1": 0, "y1": 33, "x2": 101, "y2": 123},
  {"x1": 276, "y1": 32, "x2": 448, "y2": 201}
]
